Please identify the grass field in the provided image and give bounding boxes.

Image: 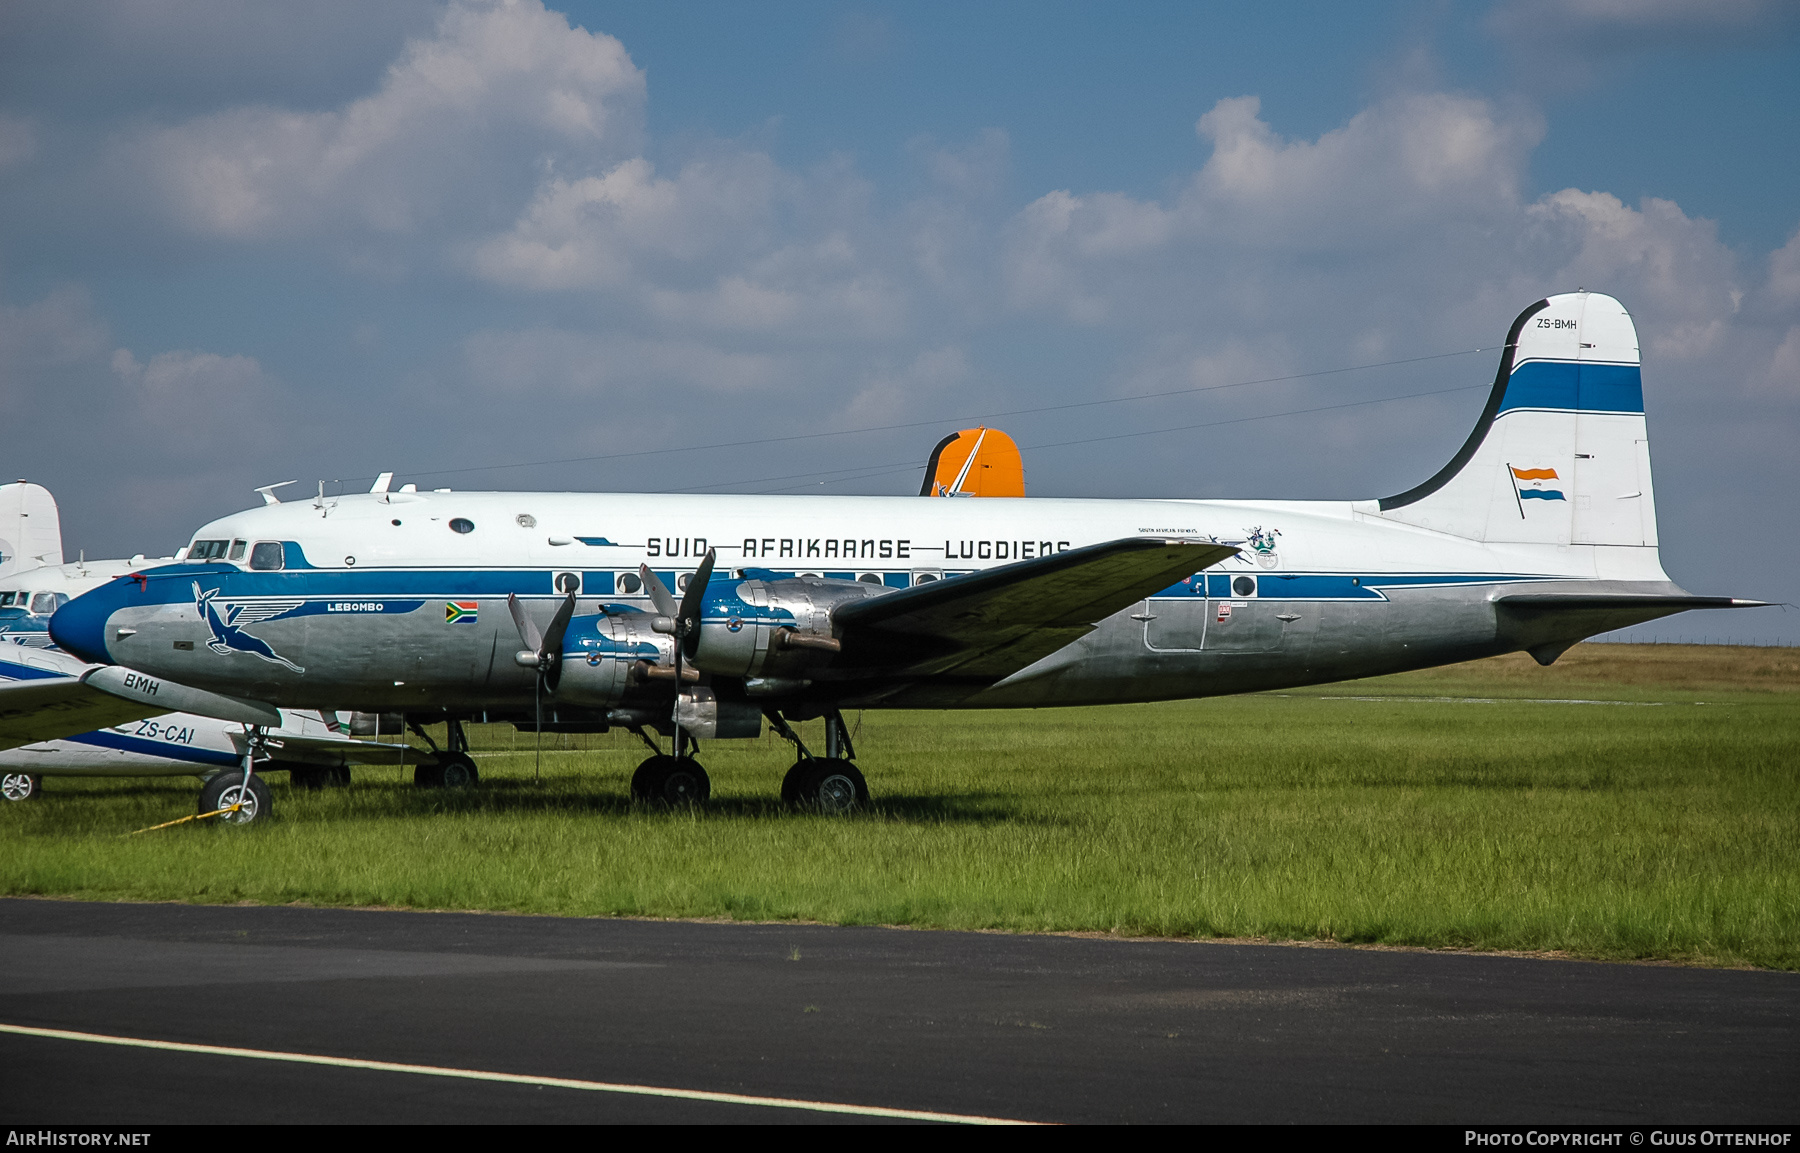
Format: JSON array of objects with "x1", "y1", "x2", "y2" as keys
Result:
[{"x1": 3, "y1": 643, "x2": 1797, "y2": 969}]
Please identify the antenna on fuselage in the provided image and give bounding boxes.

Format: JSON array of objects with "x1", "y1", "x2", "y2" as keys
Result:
[
  {"x1": 312, "y1": 481, "x2": 338, "y2": 518},
  {"x1": 254, "y1": 480, "x2": 297, "y2": 506}
]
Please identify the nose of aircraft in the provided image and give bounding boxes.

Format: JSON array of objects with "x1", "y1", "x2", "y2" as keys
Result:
[{"x1": 48, "y1": 579, "x2": 128, "y2": 664}]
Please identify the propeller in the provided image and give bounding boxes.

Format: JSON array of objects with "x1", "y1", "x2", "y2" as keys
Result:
[
  {"x1": 640, "y1": 549, "x2": 716, "y2": 760},
  {"x1": 508, "y1": 590, "x2": 578, "y2": 781}
]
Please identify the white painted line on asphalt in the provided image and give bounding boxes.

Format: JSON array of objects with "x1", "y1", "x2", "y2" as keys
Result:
[{"x1": 0, "y1": 1022, "x2": 1039, "y2": 1125}]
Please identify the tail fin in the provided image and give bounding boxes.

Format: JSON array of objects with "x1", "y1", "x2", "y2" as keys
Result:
[
  {"x1": 920, "y1": 427, "x2": 1026, "y2": 497},
  {"x1": 1376, "y1": 292, "x2": 1657, "y2": 549},
  {"x1": 0, "y1": 481, "x2": 64, "y2": 582}
]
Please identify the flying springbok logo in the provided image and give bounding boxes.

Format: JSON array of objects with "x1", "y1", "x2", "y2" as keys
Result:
[{"x1": 193, "y1": 582, "x2": 305, "y2": 674}]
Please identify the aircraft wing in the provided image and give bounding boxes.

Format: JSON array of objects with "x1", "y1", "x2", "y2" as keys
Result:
[
  {"x1": 833, "y1": 537, "x2": 1237, "y2": 681},
  {"x1": 0, "y1": 666, "x2": 282, "y2": 754},
  {"x1": 0, "y1": 678, "x2": 166, "y2": 753}
]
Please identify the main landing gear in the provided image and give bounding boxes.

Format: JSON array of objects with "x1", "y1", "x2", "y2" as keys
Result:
[
  {"x1": 629, "y1": 728, "x2": 710, "y2": 806},
  {"x1": 412, "y1": 716, "x2": 480, "y2": 789},
  {"x1": 768, "y1": 710, "x2": 869, "y2": 814},
  {"x1": 288, "y1": 764, "x2": 351, "y2": 790}
]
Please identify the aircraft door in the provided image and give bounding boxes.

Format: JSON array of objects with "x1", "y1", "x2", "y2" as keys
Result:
[
  {"x1": 1143, "y1": 597, "x2": 1207, "y2": 652},
  {"x1": 1198, "y1": 573, "x2": 1317, "y2": 656}
]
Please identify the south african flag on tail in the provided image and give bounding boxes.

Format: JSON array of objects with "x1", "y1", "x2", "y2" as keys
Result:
[
  {"x1": 445, "y1": 601, "x2": 478, "y2": 624},
  {"x1": 1509, "y1": 465, "x2": 1565, "y2": 501}
]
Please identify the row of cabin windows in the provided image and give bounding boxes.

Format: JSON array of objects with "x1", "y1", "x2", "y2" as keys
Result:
[
  {"x1": 0, "y1": 591, "x2": 69, "y2": 613},
  {"x1": 187, "y1": 540, "x2": 285, "y2": 570}
]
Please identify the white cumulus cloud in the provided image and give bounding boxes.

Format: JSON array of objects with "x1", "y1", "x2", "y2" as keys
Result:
[{"x1": 120, "y1": 0, "x2": 643, "y2": 242}]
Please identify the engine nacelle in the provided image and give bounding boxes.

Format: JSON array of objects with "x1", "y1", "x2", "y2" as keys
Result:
[
  {"x1": 687, "y1": 576, "x2": 887, "y2": 678},
  {"x1": 555, "y1": 609, "x2": 675, "y2": 707}
]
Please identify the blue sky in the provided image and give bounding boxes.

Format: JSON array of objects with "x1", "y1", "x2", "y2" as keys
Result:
[{"x1": 1, "y1": 0, "x2": 1796, "y2": 642}]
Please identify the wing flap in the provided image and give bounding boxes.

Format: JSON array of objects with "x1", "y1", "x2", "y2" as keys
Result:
[{"x1": 833, "y1": 538, "x2": 1236, "y2": 680}]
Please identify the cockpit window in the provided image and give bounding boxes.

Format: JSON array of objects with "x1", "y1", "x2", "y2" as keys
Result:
[
  {"x1": 188, "y1": 540, "x2": 229, "y2": 561},
  {"x1": 30, "y1": 592, "x2": 64, "y2": 614},
  {"x1": 227, "y1": 539, "x2": 247, "y2": 561},
  {"x1": 248, "y1": 542, "x2": 285, "y2": 571},
  {"x1": 0, "y1": 592, "x2": 13, "y2": 607}
]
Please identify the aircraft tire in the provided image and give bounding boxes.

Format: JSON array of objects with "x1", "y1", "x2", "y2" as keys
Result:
[
  {"x1": 413, "y1": 763, "x2": 445, "y2": 788},
  {"x1": 788, "y1": 758, "x2": 868, "y2": 814},
  {"x1": 288, "y1": 766, "x2": 326, "y2": 791},
  {"x1": 2, "y1": 773, "x2": 41, "y2": 802},
  {"x1": 631, "y1": 754, "x2": 710, "y2": 806},
  {"x1": 292, "y1": 764, "x2": 350, "y2": 790},
  {"x1": 438, "y1": 753, "x2": 479, "y2": 789},
  {"x1": 199, "y1": 771, "x2": 272, "y2": 825},
  {"x1": 780, "y1": 760, "x2": 811, "y2": 806}
]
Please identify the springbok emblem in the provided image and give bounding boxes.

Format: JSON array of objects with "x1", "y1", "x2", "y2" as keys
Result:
[{"x1": 193, "y1": 582, "x2": 305, "y2": 674}]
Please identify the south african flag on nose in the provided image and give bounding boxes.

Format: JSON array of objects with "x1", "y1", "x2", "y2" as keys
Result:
[{"x1": 445, "y1": 601, "x2": 479, "y2": 624}]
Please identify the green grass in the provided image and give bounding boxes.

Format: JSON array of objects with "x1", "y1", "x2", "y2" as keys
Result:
[{"x1": 3, "y1": 644, "x2": 1797, "y2": 969}]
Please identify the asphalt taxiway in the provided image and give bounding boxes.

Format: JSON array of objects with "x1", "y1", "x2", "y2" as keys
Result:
[{"x1": 0, "y1": 899, "x2": 1794, "y2": 1124}]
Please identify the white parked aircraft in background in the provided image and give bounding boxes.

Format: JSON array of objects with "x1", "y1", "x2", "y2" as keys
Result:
[
  {"x1": 0, "y1": 481, "x2": 415, "y2": 817},
  {"x1": 0, "y1": 644, "x2": 422, "y2": 816},
  {"x1": 1, "y1": 482, "x2": 176, "y2": 649},
  {"x1": 42, "y1": 292, "x2": 1770, "y2": 814}
]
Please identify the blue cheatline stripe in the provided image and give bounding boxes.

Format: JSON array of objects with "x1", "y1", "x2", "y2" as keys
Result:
[
  {"x1": 1519, "y1": 490, "x2": 1566, "y2": 501},
  {"x1": 1499, "y1": 360, "x2": 1643, "y2": 414},
  {"x1": 106, "y1": 567, "x2": 1566, "y2": 609},
  {"x1": 62, "y1": 730, "x2": 240, "y2": 767},
  {"x1": 1152, "y1": 573, "x2": 1564, "y2": 601}
]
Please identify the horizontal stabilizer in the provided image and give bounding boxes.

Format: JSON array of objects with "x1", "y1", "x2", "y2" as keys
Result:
[
  {"x1": 1492, "y1": 592, "x2": 1771, "y2": 666},
  {"x1": 1495, "y1": 595, "x2": 1768, "y2": 611},
  {"x1": 248, "y1": 730, "x2": 424, "y2": 766},
  {"x1": 835, "y1": 537, "x2": 1236, "y2": 681}
]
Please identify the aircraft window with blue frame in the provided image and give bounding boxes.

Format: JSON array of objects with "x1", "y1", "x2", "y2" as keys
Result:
[
  {"x1": 618, "y1": 572, "x2": 642, "y2": 594},
  {"x1": 188, "y1": 540, "x2": 229, "y2": 560},
  {"x1": 249, "y1": 542, "x2": 285, "y2": 571},
  {"x1": 858, "y1": 573, "x2": 882, "y2": 584}
]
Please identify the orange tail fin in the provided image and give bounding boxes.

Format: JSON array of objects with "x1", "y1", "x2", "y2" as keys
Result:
[{"x1": 920, "y1": 427, "x2": 1024, "y2": 497}]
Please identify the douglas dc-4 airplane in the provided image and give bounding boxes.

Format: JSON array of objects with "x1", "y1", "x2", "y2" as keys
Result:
[{"x1": 42, "y1": 292, "x2": 1765, "y2": 813}]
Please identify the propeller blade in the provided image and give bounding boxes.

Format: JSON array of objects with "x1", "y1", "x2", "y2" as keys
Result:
[
  {"x1": 507, "y1": 592, "x2": 544, "y2": 655},
  {"x1": 540, "y1": 591, "x2": 578, "y2": 691},
  {"x1": 542, "y1": 591, "x2": 578, "y2": 658},
  {"x1": 640, "y1": 564, "x2": 678, "y2": 617},
  {"x1": 678, "y1": 548, "x2": 715, "y2": 656}
]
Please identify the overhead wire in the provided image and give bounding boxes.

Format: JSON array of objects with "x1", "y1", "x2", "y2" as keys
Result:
[
  {"x1": 678, "y1": 380, "x2": 1491, "y2": 495},
  {"x1": 369, "y1": 346, "x2": 1489, "y2": 488}
]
